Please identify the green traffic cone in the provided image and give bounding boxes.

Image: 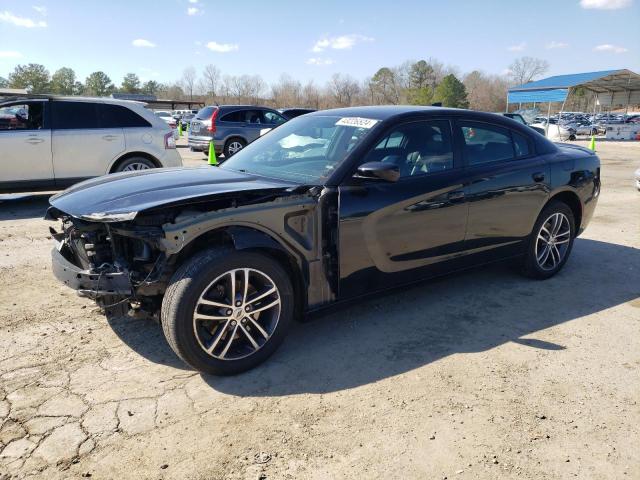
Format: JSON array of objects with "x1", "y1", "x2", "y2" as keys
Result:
[
  {"x1": 178, "y1": 121, "x2": 183, "y2": 137},
  {"x1": 588, "y1": 135, "x2": 596, "y2": 152},
  {"x1": 208, "y1": 141, "x2": 218, "y2": 165}
]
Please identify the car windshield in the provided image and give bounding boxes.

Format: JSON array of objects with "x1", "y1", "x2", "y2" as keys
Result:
[
  {"x1": 155, "y1": 111, "x2": 171, "y2": 117},
  {"x1": 196, "y1": 106, "x2": 216, "y2": 120},
  {"x1": 219, "y1": 115, "x2": 378, "y2": 184}
]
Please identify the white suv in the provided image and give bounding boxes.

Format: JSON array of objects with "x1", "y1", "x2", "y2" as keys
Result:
[{"x1": 0, "y1": 96, "x2": 182, "y2": 193}]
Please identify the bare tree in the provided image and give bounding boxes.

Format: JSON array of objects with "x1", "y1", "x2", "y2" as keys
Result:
[
  {"x1": 463, "y1": 70, "x2": 509, "y2": 112},
  {"x1": 328, "y1": 73, "x2": 360, "y2": 107},
  {"x1": 200, "y1": 64, "x2": 220, "y2": 100},
  {"x1": 271, "y1": 74, "x2": 302, "y2": 107},
  {"x1": 181, "y1": 67, "x2": 197, "y2": 100},
  {"x1": 302, "y1": 81, "x2": 320, "y2": 109},
  {"x1": 508, "y1": 56, "x2": 549, "y2": 86}
]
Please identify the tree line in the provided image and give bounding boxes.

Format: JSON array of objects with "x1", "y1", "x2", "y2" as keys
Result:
[{"x1": 0, "y1": 56, "x2": 551, "y2": 112}]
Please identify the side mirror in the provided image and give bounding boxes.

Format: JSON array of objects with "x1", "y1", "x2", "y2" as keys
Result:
[{"x1": 354, "y1": 161, "x2": 400, "y2": 182}]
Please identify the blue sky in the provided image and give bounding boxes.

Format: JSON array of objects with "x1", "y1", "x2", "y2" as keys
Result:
[{"x1": 0, "y1": 0, "x2": 638, "y2": 86}]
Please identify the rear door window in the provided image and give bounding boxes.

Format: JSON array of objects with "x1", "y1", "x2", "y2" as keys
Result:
[
  {"x1": 0, "y1": 102, "x2": 46, "y2": 130},
  {"x1": 459, "y1": 121, "x2": 514, "y2": 165},
  {"x1": 220, "y1": 110, "x2": 247, "y2": 123},
  {"x1": 512, "y1": 131, "x2": 531, "y2": 158},
  {"x1": 52, "y1": 101, "x2": 99, "y2": 129},
  {"x1": 98, "y1": 104, "x2": 151, "y2": 128}
]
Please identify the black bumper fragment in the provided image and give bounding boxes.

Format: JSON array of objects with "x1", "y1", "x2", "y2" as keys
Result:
[{"x1": 51, "y1": 247, "x2": 132, "y2": 297}]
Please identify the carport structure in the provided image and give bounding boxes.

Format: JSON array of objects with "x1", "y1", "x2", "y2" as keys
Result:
[{"x1": 507, "y1": 69, "x2": 640, "y2": 112}]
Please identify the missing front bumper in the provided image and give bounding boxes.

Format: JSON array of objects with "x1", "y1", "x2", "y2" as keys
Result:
[{"x1": 51, "y1": 247, "x2": 133, "y2": 298}]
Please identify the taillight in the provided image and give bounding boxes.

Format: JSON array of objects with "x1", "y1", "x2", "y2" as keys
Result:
[
  {"x1": 207, "y1": 108, "x2": 219, "y2": 133},
  {"x1": 164, "y1": 132, "x2": 176, "y2": 149}
]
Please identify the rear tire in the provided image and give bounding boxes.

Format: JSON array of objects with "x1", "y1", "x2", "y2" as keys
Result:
[
  {"x1": 161, "y1": 249, "x2": 294, "y2": 375},
  {"x1": 521, "y1": 201, "x2": 575, "y2": 280},
  {"x1": 114, "y1": 156, "x2": 156, "y2": 172}
]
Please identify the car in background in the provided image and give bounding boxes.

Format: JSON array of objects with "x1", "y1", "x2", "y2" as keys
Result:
[
  {"x1": 530, "y1": 119, "x2": 576, "y2": 141},
  {"x1": 502, "y1": 113, "x2": 546, "y2": 135},
  {"x1": 47, "y1": 106, "x2": 601, "y2": 374},
  {"x1": 0, "y1": 96, "x2": 181, "y2": 193},
  {"x1": 188, "y1": 105, "x2": 288, "y2": 157},
  {"x1": 180, "y1": 113, "x2": 195, "y2": 130},
  {"x1": 154, "y1": 110, "x2": 179, "y2": 140},
  {"x1": 565, "y1": 121, "x2": 599, "y2": 136},
  {"x1": 635, "y1": 167, "x2": 640, "y2": 191},
  {"x1": 278, "y1": 108, "x2": 316, "y2": 120}
]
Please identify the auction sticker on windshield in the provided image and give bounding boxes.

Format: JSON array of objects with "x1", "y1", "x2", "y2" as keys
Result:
[{"x1": 335, "y1": 117, "x2": 379, "y2": 129}]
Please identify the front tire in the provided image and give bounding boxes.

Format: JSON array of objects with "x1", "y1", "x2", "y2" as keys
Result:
[
  {"x1": 521, "y1": 201, "x2": 575, "y2": 279},
  {"x1": 223, "y1": 138, "x2": 246, "y2": 158},
  {"x1": 161, "y1": 249, "x2": 294, "y2": 375}
]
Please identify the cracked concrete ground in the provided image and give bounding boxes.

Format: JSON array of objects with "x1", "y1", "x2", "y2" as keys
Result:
[{"x1": 0, "y1": 141, "x2": 639, "y2": 479}]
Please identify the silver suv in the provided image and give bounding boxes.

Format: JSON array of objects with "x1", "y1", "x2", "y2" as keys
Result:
[
  {"x1": 0, "y1": 96, "x2": 182, "y2": 193},
  {"x1": 188, "y1": 105, "x2": 287, "y2": 158}
]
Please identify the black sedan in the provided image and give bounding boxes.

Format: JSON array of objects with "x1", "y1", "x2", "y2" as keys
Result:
[{"x1": 46, "y1": 106, "x2": 601, "y2": 375}]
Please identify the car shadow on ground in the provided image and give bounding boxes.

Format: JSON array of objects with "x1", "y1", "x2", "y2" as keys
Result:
[
  {"x1": 104, "y1": 238, "x2": 640, "y2": 394},
  {"x1": 0, "y1": 194, "x2": 52, "y2": 220}
]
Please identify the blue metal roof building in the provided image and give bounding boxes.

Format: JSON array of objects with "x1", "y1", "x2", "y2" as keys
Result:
[{"x1": 508, "y1": 69, "x2": 640, "y2": 105}]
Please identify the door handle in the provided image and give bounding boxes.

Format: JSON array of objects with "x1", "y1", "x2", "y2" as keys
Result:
[
  {"x1": 102, "y1": 135, "x2": 118, "y2": 141},
  {"x1": 447, "y1": 190, "x2": 465, "y2": 200},
  {"x1": 532, "y1": 172, "x2": 545, "y2": 182},
  {"x1": 25, "y1": 137, "x2": 44, "y2": 144}
]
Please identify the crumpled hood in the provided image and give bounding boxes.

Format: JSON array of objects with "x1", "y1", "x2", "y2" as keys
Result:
[{"x1": 49, "y1": 166, "x2": 293, "y2": 221}]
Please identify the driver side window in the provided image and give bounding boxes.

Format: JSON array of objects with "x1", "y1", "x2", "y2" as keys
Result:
[{"x1": 363, "y1": 120, "x2": 454, "y2": 178}]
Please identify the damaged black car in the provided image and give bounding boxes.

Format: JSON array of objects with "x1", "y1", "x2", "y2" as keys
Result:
[{"x1": 47, "y1": 106, "x2": 600, "y2": 375}]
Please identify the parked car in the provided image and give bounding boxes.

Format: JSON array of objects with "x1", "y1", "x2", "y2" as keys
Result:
[
  {"x1": 530, "y1": 119, "x2": 577, "y2": 141},
  {"x1": 566, "y1": 121, "x2": 599, "y2": 136},
  {"x1": 47, "y1": 106, "x2": 600, "y2": 374},
  {"x1": 0, "y1": 96, "x2": 181, "y2": 193},
  {"x1": 278, "y1": 108, "x2": 316, "y2": 120},
  {"x1": 154, "y1": 110, "x2": 179, "y2": 140},
  {"x1": 188, "y1": 105, "x2": 288, "y2": 158},
  {"x1": 502, "y1": 113, "x2": 545, "y2": 135},
  {"x1": 180, "y1": 113, "x2": 195, "y2": 130}
]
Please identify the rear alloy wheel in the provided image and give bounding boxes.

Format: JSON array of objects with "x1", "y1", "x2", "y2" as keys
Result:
[
  {"x1": 224, "y1": 138, "x2": 246, "y2": 158},
  {"x1": 115, "y1": 157, "x2": 156, "y2": 172},
  {"x1": 161, "y1": 249, "x2": 294, "y2": 375},
  {"x1": 521, "y1": 201, "x2": 575, "y2": 279}
]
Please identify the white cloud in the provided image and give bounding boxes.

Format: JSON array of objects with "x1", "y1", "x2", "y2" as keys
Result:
[
  {"x1": 580, "y1": 0, "x2": 632, "y2": 9},
  {"x1": 132, "y1": 38, "x2": 156, "y2": 48},
  {"x1": 0, "y1": 11, "x2": 47, "y2": 27},
  {"x1": 546, "y1": 41, "x2": 569, "y2": 49},
  {"x1": 501, "y1": 68, "x2": 513, "y2": 76},
  {"x1": 593, "y1": 43, "x2": 628, "y2": 53},
  {"x1": 206, "y1": 41, "x2": 239, "y2": 53},
  {"x1": 306, "y1": 57, "x2": 334, "y2": 66},
  {"x1": 187, "y1": 7, "x2": 200, "y2": 15},
  {"x1": 188, "y1": 0, "x2": 198, "y2": 3},
  {"x1": 311, "y1": 34, "x2": 374, "y2": 52},
  {"x1": 0, "y1": 50, "x2": 23, "y2": 58},
  {"x1": 507, "y1": 42, "x2": 526, "y2": 52},
  {"x1": 32, "y1": 6, "x2": 47, "y2": 16}
]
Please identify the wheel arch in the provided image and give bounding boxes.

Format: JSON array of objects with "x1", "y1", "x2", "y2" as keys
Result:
[
  {"x1": 546, "y1": 189, "x2": 583, "y2": 232},
  {"x1": 172, "y1": 225, "x2": 307, "y2": 319},
  {"x1": 109, "y1": 151, "x2": 161, "y2": 173}
]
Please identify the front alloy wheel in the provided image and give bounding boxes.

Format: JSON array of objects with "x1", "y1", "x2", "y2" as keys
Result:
[
  {"x1": 193, "y1": 268, "x2": 281, "y2": 360},
  {"x1": 162, "y1": 249, "x2": 294, "y2": 375}
]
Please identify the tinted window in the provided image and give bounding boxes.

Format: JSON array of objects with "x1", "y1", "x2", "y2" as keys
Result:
[
  {"x1": 196, "y1": 106, "x2": 216, "y2": 120},
  {"x1": 460, "y1": 122, "x2": 514, "y2": 165},
  {"x1": 98, "y1": 104, "x2": 151, "y2": 128},
  {"x1": 263, "y1": 111, "x2": 287, "y2": 125},
  {"x1": 221, "y1": 110, "x2": 246, "y2": 123},
  {"x1": 513, "y1": 132, "x2": 531, "y2": 157},
  {"x1": 363, "y1": 120, "x2": 454, "y2": 178},
  {"x1": 246, "y1": 110, "x2": 263, "y2": 124},
  {"x1": 0, "y1": 102, "x2": 45, "y2": 130},
  {"x1": 52, "y1": 101, "x2": 98, "y2": 129}
]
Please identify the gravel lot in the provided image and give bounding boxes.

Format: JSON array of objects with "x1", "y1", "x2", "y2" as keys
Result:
[{"x1": 1, "y1": 139, "x2": 638, "y2": 479}]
